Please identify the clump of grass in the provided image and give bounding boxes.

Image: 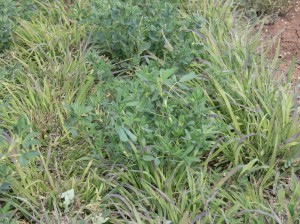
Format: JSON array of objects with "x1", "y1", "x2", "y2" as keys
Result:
[
  {"x1": 0, "y1": 1, "x2": 109, "y2": 221},
  {"x1": 185, "y1": 0, "x2": 300, "y2": 220},
  {"x1": 191, "y1": 0, "x2": 300, "y2": 168},
  {"x1": 1, "y1": 0, "x2": 95, "y2": 133}
]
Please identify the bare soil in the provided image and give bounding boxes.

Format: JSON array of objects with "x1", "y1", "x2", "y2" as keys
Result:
[{"x1": 261, "y1": 2, "x2": 300, "y2": 85}]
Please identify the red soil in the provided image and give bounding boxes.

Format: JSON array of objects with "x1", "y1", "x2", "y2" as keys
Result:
[{"x1": 261, "y1": 2, "x2": 300, "y2": 86}]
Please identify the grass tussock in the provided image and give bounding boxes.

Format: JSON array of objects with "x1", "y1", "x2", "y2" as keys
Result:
[{"x1": 0, "y1": 0, "x2": 300, "y2": 223}]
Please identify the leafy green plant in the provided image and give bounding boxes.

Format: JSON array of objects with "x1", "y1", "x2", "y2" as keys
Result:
[
  {"x1": 89, "y1": 0, "x2": 204, "y2": 70},
  {"x1": 64, "y1": 66, "x2": 224, "y2": 166}
]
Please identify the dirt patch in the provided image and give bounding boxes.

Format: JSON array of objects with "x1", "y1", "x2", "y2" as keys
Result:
[{"x1": 261, "y1": 2, "x2": 300, "y2": 85}]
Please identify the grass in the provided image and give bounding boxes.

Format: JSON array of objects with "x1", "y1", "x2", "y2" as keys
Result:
[{"x1": 0, "y1": 0, "x2": 300, "y2": 223}]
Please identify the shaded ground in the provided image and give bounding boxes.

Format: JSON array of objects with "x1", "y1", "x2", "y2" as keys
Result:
[{"x1": 261, "y1": 1, "x2": 300, "y2": 85}]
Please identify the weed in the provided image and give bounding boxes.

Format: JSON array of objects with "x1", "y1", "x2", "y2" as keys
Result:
[{"x1": 89, "y1": 0, "x2": 204, "y2": 71}]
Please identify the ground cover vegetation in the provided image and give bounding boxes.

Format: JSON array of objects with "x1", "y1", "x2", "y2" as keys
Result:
[{"x1": 0, "y1": 0, "x2": 300, "y2": 223}]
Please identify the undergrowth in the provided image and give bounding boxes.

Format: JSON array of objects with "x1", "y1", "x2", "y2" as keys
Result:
[{"x1": 0, "y1": 0, "x2": 299, "y2": 223}]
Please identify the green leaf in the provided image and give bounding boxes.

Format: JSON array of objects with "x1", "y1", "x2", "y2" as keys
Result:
[
  {"x1": 115, "y1": 126, "x2": 128, "y2": 142},
  {"x1": 123, "y1": 127, "x2": 137, "y2": 142},
  {"x1": 239, "y1": 159, "x2": 258, "y2": 177},
  {"x1": 184, "y1": 129, "x2": 191, "y2": 140},
  {"x1": 23, "y1": 132, "x2": 40, "y2": 148},
  {"x1": 160, "y1": 68, "x2": 176, "y2": 82},
  {"x1": 60, "y1": 189, "x2": 75, "y2": 209},
  {"x1": 82, "y1": 106, "x2": 93, "y2": 114},
  {"x1": 136, "y1": 70, "x2": 154, "y2": 82},
  {"x1": 179, "y1": 72, "x2": 198, "y2": 82},
  {"x1": 143, "y1": 155, "x2": 155, "y2": 161},
  {"x1": 25, "y1": 150, "x2": 39, "y2": 158},
  {"x1": 139, "y1": 41, "x2": 151, "y2": 51},
  {"x1": 23, "y1": 140, "x2": 41, "y2": 149},
  {"x1": 0, "y1": 182, "x2": 11, "y2": 191},
  {"x1": 154, "y1": 158, "x2": 160, "y2": 166},
  {"x1": 19, "y1": 151, "x2": 39, "y2": 166},
  {"x1": 125, "y1": 100, "x2": 139, "y2": 107},
  {"x1": 18, "y1": 155, "x2": 28, "y2": 167},
  {"x1": 277, "y1": 187, "x2": 285, "y2": 206},
  {"x1": 68, "y1": 128, "x2": 78, "y2": 138}
]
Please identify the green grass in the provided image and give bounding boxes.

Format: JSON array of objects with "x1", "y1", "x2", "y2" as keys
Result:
[{"x1": 0, "y1": 0, "x2": 300, "y2": 223}]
